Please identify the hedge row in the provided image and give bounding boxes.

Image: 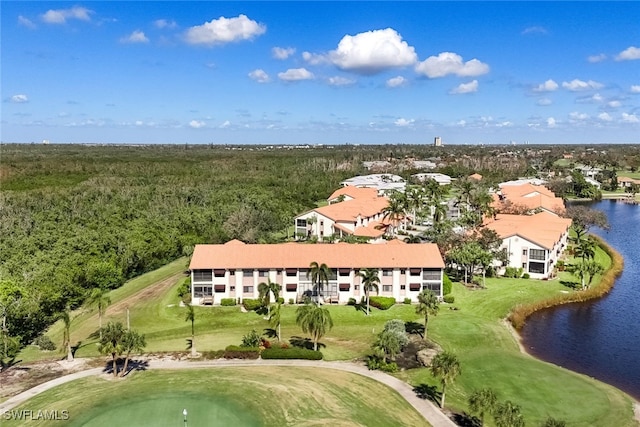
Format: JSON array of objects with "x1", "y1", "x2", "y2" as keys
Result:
[
  {"x1": 220, "y1": 298, "x2": 237, "y2": 306},
  {"x1": 242, "y1": 298, "x2": 263, "y2": 311},
  {"x1": 223, "y1": 345, "x2": 260, "y2": 359},
  {"x1": 261, "y1": 347, "x2": 323, "y2": 360},
  {"x1": 369, "y1": 296, "x2": 396, "y2": 310}
]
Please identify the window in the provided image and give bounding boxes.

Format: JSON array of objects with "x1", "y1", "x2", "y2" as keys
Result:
[
  {"x1": 296, "y1": 219, "x2": 307, "y2": 227},
  {"x1": 522, "y1": 263, "x2": 527, "y2": 269},
  {"x1": 382, "y1": 285, "x2": 392, "y2": 292},
  {"x1": 409, "y1": 268, "x2": 421, "y2": 276},
  {"x1": 409, "y1": 283, "x2": 421, "y2": 291},
  {"x1": 400, "y1": 285, "x2": 406, "y2": 290},
  {"x1": 382, "y1": 269, "x2": 392, "y2": 277},
  {"x1": 286, "y1": 268, "x2": 297, "y2": 277},
  {"x1": 339, "y1": 283, "x2": 350, "y2": 292},
  {"x1": 193, "y1": 286, "x2": 212, "y2": 298},
  {"x1": 522, "y1": 249, "x2": 528, "y2": 255},
  {"x1": 422, "y1": 283, "x2": 441, "y2": 293},
  {"x1": 338, "y1": 268, "x2": 350, "y2": 276},
  {"x1": 243, "y1": 286, "x2": 254, "y2": 293},
  {"x1": 214, "y1": 285, "x2": 225, "y2": 293},
  {"x1": 242, "y1": 269, "x2": 253, "y2": 276},
  {"x1": 422, "y1": 269, "x2": 441, "y2": 280},
  {"x1": 258, "y1": 270, "x2": 268, "y2": 277},
  {"x1": 328, "y1": 269, "x2": 338, "y2": 280},
  {"x1": 529, "y1": 262, "x2": 545, "y2": 274},
  {"x1": 529, "y1": 249, "x2": 546, "y2": 261},
  {"x1": 193, "y1": 270, "x2": 212, "y2": 281},
  {"x1": 230, "y1": 286, "x2": 235, "y2": 292},
  {"x1": 354, "y1": 285, "x2": 360, "y2": 290},
  {"x1": 214, "y1": 269, "x2": 225, "y2": 277},
  {"x1": 286, "y1": 284, "x2": 297, "y2": 292},
  {"x1": 229, "y1": 270, "x2": 235, "y2": 276}
]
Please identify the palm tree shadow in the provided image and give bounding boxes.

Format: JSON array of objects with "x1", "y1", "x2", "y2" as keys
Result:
[
  {"x1": 414, "y1": 383, "x2": 441, "y2": 406},
  {"x1": 289, "y1": 336, "x2": 325, "y2": 350},
  {"x1": 405, "y1": 321, "x2": 425, "y2": 338},
  {"x1": 353, "y1": 302, "x2": 367, "y2": 314},
  {"x1": 263, "y1": 328, "x2": 278, "y2": 339},
  {"x1": 560, "y1": 280, "x2": 580, "y2": 289},
  {"x1": 451, "y1": 413, "x2": 482, "y2": 427}
]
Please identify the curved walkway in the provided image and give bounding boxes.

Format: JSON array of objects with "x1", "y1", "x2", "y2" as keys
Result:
[{"x1": 0, "y1": 359, "x2": 456, "y2": 427}]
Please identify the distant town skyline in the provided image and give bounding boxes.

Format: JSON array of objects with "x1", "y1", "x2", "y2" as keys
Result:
[{"x1": 2, "y1": 1, "x2": 639, "y2": 145}]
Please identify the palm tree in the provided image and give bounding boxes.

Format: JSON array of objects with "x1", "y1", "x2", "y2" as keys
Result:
[
  {"x1": 308, "y1": 261, "x2": 330, "y2": 301},
  {"x1": 59, "y1": 307, "x2": 73, "y2": 362},
  {"x1": 541, "y1": 417, "x2": 566, "y2": 427},
  {"x1": 184, "y1": 303, "x2": 196, "y2": 356},
  {"x1": 258, "y1": 280, "x2": 281, "y2": 318},
  {"x1": 493, "y1": 401, "x2": 525, "y2": 427},
  {"x1": 404, "y1": 235, "x2": 422, "y2": 243},
  {"x1": 269, "y1": 301, "x2": 282, "y2": 342},
  {"x1": 295, "y1": 303, "x2": 333, "y2": 351},
  {"x1": 574, "y1": 236, "x2": 597, "y2": 261},
  {"x1": 99, "y1": 321, "x2": 126, "y2": 378},
  {"x1": 415, "y1": 289, "x2": 439, "y2": 339},
  {"x1": 358, "y1": 268, "x2": 380, "y2": 316},
  {"x1": 468, "y1": 388, "x2": 498, "y2": 426},
  {"x1": 405, "y1": 187, "x2": 423, "y2": 226},
  {"x1": 430, "y1": 351, "x2": 461, "y2": 408},
  {"x1": 86, "y1": 288, "x2": 111, "y2": 340},
  {"x1": 382, "y1": 193, "x2": 406, "y2": 235},
  {"x1": 585, "y1": 260, "x2": 605, "y2": 289},
  {"x1": 120, "y1": 329, "x2": 146, "y2": 377}
]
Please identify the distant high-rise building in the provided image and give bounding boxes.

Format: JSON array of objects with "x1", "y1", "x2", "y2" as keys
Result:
[{"x1": 434, "y1": 136, "x2": 442, "y2": 147}]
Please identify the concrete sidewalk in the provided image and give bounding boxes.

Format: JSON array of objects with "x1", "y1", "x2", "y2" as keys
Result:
[{"x1": 0, "y1": 359, "x2": 456, "y2": 427}]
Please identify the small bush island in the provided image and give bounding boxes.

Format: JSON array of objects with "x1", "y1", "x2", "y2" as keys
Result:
[
  {"x1": 403, "y1": 297, "x2": 412, "y2": 305},
  {"x1": 242, "y1": 298, "x2": 263, "y2": 311},
  {"x1": 224, "y1": 345, "x2": 259, "y2": 359},
  {"x1": 33, "y1": 335, "x2": 56, "y2": 351},
  {"x1": 261, "y1": 347, "x2": 323, "y2": 360},
  {"x1": 443, "y1": 295, "x2": 455, "y2": 304},
  {"x1": 369, "y1": 296, "x2": 396, "y2": 310},
  {"x1": 220, "y1": 298, "x2": 236, "y2": 306}
]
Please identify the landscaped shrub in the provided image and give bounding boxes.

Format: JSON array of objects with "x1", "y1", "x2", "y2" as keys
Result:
[
  {"x1": 485, "y1": 266, "x2": 496, "y2": 278},
  {"x1": 403, "y1": 297, "x2": 412, "y2": 305},
  {"x1": 277, "y1": 297, "x2": 285, "y2": 304},
  {"x1": 504, "y1": 266, "x2": 524, "y2": 278},
  {"x1": 288, "y1": 298, "x2": 295, "y2": 305},
  {"x1": 443, "y1": 274, "x2": 453, "y2": 295},
  {"x1": 220, "y1": 298, "x2": 236, "y2": 306},
  {"x1": 33, "y1": 335, "x2": 56, "y2": 351},
  {"x1": 200, "y1": 350, "x2": 224, "y2": 360},
  {"x1": 380, "y1": 361, "x2": 398, "y2": 373},
  {"x1": 443, "y1": 295, "x2": 455, "y2": 304},
  {"x1": 176, "y1": 279, "x2": 191, "y2": 304},
  {"x1": 369, "y1": 296, "x2": 396, "y2": 310},
  {"x1": 224, "y1": 345, "x2": 260, "y2": 359},
  {"x1": 522, "y1": 273, "x2": 531, "y2": 279},
  {"x1": 242, "y1": 298, "x2": 263, "y2": 311},
  {"x1": 241, "y1": 329, "x2": 262, "y2": 348},
  {"x1": 347, "y1": 297, "x2": 357, "y2": 306},
  {"x1": 261, "y1": 347, "x2": 323, "y2": 360}
]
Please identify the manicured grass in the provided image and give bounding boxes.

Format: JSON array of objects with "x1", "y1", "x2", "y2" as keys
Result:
[
  {"x1": 20, "y1": 247, "x2": 637, "y2": 426},
  {"x1": 4, "y1": 367, "x2": 428, "y2": 427}
]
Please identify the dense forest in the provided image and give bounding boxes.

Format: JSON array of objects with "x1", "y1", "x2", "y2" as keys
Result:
[{"x1": 1, "y1": 142, "x2": 638, "y2": 353}]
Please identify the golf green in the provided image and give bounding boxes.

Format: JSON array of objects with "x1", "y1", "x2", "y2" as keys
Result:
[{"x1": 69, "y1": 392, "x2": 260, "y2": 427}]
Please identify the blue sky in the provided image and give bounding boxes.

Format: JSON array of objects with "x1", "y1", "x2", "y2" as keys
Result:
[{"x1": 2, "y1": 1, "x2": 639, "y2": 145}]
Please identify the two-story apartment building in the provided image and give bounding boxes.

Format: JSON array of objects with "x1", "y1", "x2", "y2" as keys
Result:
[{"x1": 188, "y1": 240, "x2": 445, "y2": 305}]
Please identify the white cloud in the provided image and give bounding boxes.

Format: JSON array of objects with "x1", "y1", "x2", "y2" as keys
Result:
[
  {"x1": 415, "y1": 52, "x2": 489, "y2": 78},
  {"x1": 598, "y1": 112, "x2": 613, "y2": 122},
  {"x1": 41, "y1": 6, "x2": 93, "y2": 24},
  {"x1": 219, "y1": 120, "x2": 231, "y2": 128},
  {"x1": 154, "y1": 19, "x2": 177, "y2": 29},
  {"x1": 562, "y1": 79, "x2": 604, "y2": 91},
  {"x1": 248, "y1": 69, "x2": 270, "y2": 83},
  {"x1": 546, "y1": 117, "x2": 557, "y2": 128},
  {"x1": 272, "y1": 47, "x2": 295, "y2": 60},
  {"x1": 328, "y1": 76, "x2": 355, "y2": 86},
  {"x1": 450, "y1": 80, "x2": 478, "y2": 94},
  {"x1": 621, "y1": 113, "x2": 639, "y2": 123},
  {"x1": 537, "y1": 98, "x2": 553, "y2": 106},
  {"x1": 569, "y1": 112, "x2": 589, "y2": 121},
  {"x1": 533, "y1": 79, "x2": 558, "y2": 92},
  {"x1": 184, "y1": 14, "x2": 266, "y2": 46},
  {"x1": 457, "y1": 120, "x2": 467, "y2": 127},
  {"x1": 386, "y1": 76, "x2": 407, "y2": 88},
  {"x1": 278, "y1": 68, "x2": 314, "y2": 81},
  {"x1": 189, "y1": 120, "x2": 206, "y2": 129},
  {"x1": 394, "y1": 118, "x2": 414, "y2": 127},
  {"x1": 120, "y1": 30, "x2": 149, "y2": 44},
  {"x1": 302, "y1": 51, "x2": 329, "y2": 66},
  {"x1": 615, "y1": 46, "x2": 640, "y2": 61},
  {"x1": 10, "y1": 94, "x2": 29, "y2": 103},
  {"x1": 18, "y1": 15, "x2": 36, "y2": 29},
  {"x1": 631, "y1": 85, "x2": 640, "y2": 93},
  {"x1": 587, "y1": 53, "x2": 607, "y2": 63},
  {"x1": 522, "y1": 26, "x2": 548, "y2": 35},
  {"x1": 328, "y1": 28, "x2": 418, "y2": 75},
  {"x1": 607, "y1": 100, "x2": 622, "y2": 108}
]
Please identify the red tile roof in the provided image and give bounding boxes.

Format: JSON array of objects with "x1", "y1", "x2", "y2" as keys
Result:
[
  {"x1": 328, "y1": 186, "x2": 378, "y2": 201},
  {"x1": 482, "y1": 211, "x2": 572, "y2": 250},
  {"x1": 190, "y1": 240, "x2": 445, "y2": 270}
]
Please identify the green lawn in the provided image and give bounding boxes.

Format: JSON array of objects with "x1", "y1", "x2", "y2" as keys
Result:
[
  {"x1": 4, "y1": 367, "x2": 427, "y2": 427},
  {"x1": 19, "y1": 246, "x2": 637, "y2": 426}
]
